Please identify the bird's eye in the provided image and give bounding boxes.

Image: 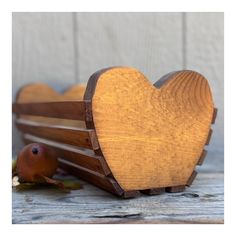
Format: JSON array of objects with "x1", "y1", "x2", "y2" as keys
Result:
[{"x1": 31, "y1": 147, "x2": 39, "y2": 155}]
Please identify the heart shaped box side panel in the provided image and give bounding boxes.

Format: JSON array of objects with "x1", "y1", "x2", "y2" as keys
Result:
[
  {"x1": 14, "y1": 83, "x2": 87, "y2": 128},
  {"x1": 84, "y1": 67, "x2": 215, "y2": 192}
]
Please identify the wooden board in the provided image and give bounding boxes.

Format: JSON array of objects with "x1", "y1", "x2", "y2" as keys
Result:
[
  {"x1": 12, "y1": 171, "x2": 224, "y2": 224},
  {"x1": 85, "y1": 67, "x2": 215, "y2": 191},
  {"x1": 13, "y1": 67, "x2": 216, "y2": 196},
  {"x1": 15, "y1": 83, "x2": 86, "y2": 127},
  {"x1": 23, "y1": 134, "x2": 111, "y2": 175},
  {"x1": 16, "y1": 119, "x2": 99, "y2": 150}
]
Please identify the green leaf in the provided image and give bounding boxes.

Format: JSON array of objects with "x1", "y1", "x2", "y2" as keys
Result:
[
  {"x1": 12, "y1": 174, "x2": 82, "y2": 193},
  {"x1": 14, "y1": 182, "x2": 37, "y2": 191},
  {"x1": 59, "y1": 180, "x2": 82, "y2": 190},
  {"x1": 42, "y1": 176, "x2": 82, "y2": 192},
  {"x1": 12, "y1": 159, "x2": 17, "y2": 173}
]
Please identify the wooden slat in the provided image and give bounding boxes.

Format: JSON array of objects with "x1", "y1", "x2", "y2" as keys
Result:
[
  {"x1": 141, "y1": 188, "x2": 165, "y2": 195},
  {"x1": 23, "y1": 134, "x2": 111, "y2": 175},
  {"x1": 197, "y1": 150, "x2": 207, "y2": 165},
  {"x1": 186, "y1": 170, "x2": 198, "y2": 186},
  {"x1": 212, "y1": 108, "x2": 218, "y2": 124},
  {"x1": 166, "y1": 186, "x2": 186, "y2": 193},
  {"x1": 16, "y1": 119, "x2": 99, "y2": 150},
  {"x1": 12, "y1": 100, "x2": 92, "y2": 121},
  {"x1": 58, "y1": 158, "x2": 124, "y2": 196},
  {"x1": 205, "y1": 129, "x2": 213, "y2": 145}
]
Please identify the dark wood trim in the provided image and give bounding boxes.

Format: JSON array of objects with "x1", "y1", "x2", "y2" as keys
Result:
[
  {"x1": 12, "y1": 100, "x2": 91, "y2": 121},
  {"x1": 58, "y1": 158, "x2": 125, "y2": 196},
  {"x1": 186, "y1": 170, "x2": 197, "y2": 186},
  {"x1": 212, "y1": 108, "x2": 218, "y2": 124},
  {"x1": 166, "y1": 185, "x2": 186, "y2": 193},
  {"x1": 205, "y1": 129, "x2": 213, "y2": 145},
  {"x1": 82, "y1": 67, "x2": 130, "y2": 196},
  {"x1": 197, "y1": 150, "x2": 207, "y2": 166},
  {"x1": 141, "y1": 188, "x2": 165, "y2": 195},
  {"x1": 83, "y1": 67, "x2": 115, "y2": 129},
  {"x1": 16, "y1": 118, "x2": 99, "y2": 150},
  {"x1": 23, "y1": 134, "x2": 111, "y2": 176},
  {"x1": 122, "y1": 191, "x2": 140, "y2": 198}
]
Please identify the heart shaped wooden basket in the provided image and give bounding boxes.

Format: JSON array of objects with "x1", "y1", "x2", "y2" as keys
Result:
[{"x1": 13, "y1": 67, "x2": 217, "y2": 198}]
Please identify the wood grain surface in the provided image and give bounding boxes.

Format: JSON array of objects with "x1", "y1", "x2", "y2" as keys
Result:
[
  {"x1": 12, "y1": 171, "x2": 224, "y2": 224},
  {"x1": 89, "y1": 67, "x2": 215, "y2": 191},
  {"x1": 23, "y1": 134, "x2": 111, "y2": 175},
  {"x1": 14, "y1": 83, "x2": 87, "y2": 127},
  {"x1": 13, "y1": 67, "x2": 216, "y2": 195},
  {"x1": 16, "y1": 119, "x2": 99, "y2": 150}
]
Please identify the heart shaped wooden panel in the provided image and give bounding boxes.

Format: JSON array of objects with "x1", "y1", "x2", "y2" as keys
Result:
[
  {"x1": 84, "y1": 67, "x2": 215, "y2": 191},
  {"x1": 16, "y1": 83, "x2": 86, "y2": 127}
]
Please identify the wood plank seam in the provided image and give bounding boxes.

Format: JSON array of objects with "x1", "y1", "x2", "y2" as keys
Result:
[
  {"x1": 58, "y1": 158, "x2": 125, "y2": 196},
  {"x1": 16, "y1": 118, "x2": 99, "y2": 150},
  {"x1": 12, "y1": 101, "x2": 92, "y2": 121}
]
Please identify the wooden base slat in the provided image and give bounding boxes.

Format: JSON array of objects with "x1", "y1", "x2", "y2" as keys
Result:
[
  {"x1": 165, "y1": 185, "x2": 186, "y2": 193},
  {"x1": 12, "y1": 100, "x2": 92, "y2": 121},
  {"x1": 58, "y1": 159, "x2": 140, "y2": 198},
  {"x1": 23, "y1": 134, "x2": 111, "y2": 175},
  {"x1": 17, "y1": 119, "x2": 99, "y2": 150},
  {"x1": 141, "y1": 188, "x2": 165, "y2": 195},
  {"x1": 122, "y1": 191, "x2": 140, "y2": 198},
  {"x1": 58, "y1": 158, "x2": 124, "y2": 196}
]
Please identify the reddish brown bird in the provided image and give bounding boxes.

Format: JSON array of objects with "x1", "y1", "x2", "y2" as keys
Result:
[{"x1": 16, "y1": 143, "x2": 58, "y2": 183}]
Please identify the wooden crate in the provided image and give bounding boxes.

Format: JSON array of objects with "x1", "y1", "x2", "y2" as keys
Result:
[{"x1": 12, "y1": 67, "x2": 217, "y2": 198}]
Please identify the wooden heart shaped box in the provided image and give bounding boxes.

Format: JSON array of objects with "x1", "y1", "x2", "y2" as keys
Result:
[{"x1": 13, "y1": 67, "x2": 217, "y2": 198}]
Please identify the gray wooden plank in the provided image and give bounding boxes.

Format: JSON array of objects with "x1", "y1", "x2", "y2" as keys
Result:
[
  {"x1": 12, "y1": 172, "x2": 224, "y2": 224},
  {"x1": 12, "y1": 13, "x2": 76, "y2": 155},
  {"x1": 185, "y1": 13, "x2": 224, "y2": 170},
  {"x1": 75, "y1": 12, "x2": 183, "y2": 83}
]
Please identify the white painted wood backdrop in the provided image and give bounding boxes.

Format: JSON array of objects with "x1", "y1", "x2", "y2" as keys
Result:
[{"x1": 12, "y1": 12, "x2": 224, "y2": 170}]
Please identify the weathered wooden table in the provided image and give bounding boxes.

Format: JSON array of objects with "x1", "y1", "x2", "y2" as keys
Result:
[{"x1": 12, "y1": 155, "x2": 224, "y2": 224}]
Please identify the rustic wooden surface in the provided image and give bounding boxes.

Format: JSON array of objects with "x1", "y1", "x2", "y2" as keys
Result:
[
  {"x1": 12, "y1": 168, "x2": 224, "y2": 224},
  {"x1": 89, "y1": 68, "x2": 214, "y2": 191}
]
